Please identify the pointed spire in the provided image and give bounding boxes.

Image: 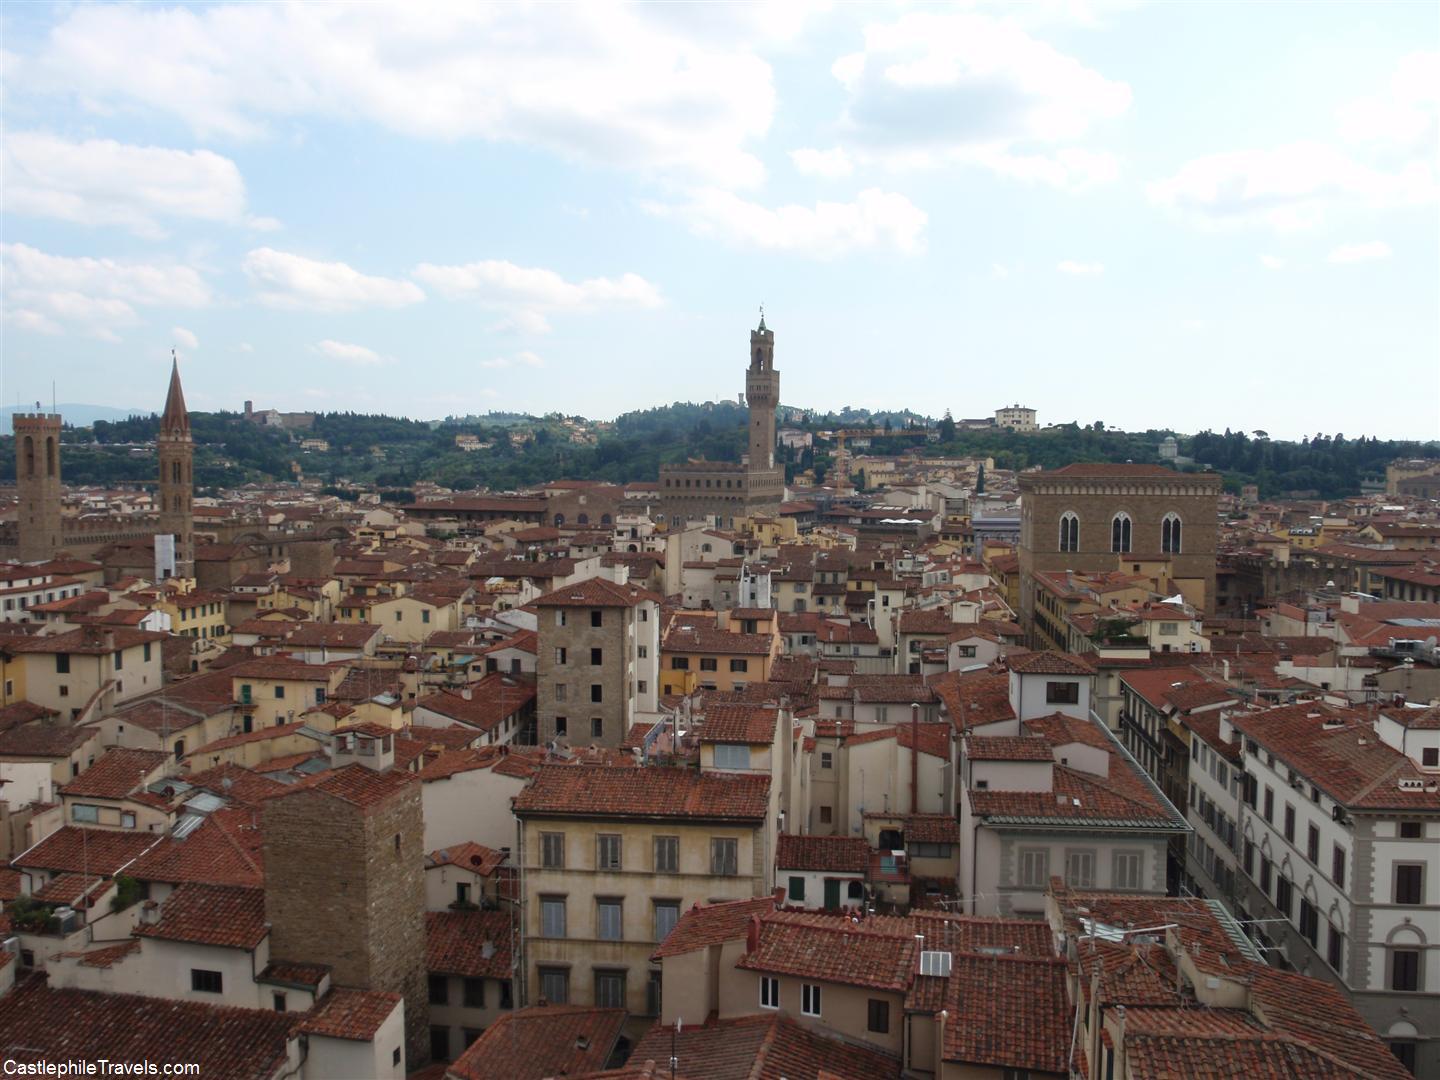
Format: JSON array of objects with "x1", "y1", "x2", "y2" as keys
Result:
[{"x1": 162, "y1": 350, "x2": 190, "y2": 436}]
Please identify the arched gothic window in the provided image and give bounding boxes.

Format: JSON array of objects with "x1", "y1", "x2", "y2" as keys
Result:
[
  {"x1": 1111, "y1": 512, "x2": 1132, "y2": 553},
  {"x1": 1059, "y1": 512, "x2": 1079, "y2": 553},
  {"x1": 1162, "y1": 513, "x2": 1183, "y2": 554}
]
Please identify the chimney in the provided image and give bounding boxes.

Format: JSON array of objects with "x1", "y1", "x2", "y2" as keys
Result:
[
  {"x1": 461, "y1": 687, "x2": 473, "y2": 701},
  {"x1": 746, "y1": 914, "x2": 761, "y2": 955},
  {"x1": 139, "y1": 900, "x2": 160, "y2": 926}
]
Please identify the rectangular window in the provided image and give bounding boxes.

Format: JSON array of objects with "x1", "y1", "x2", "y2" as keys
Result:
[
  {"x1": 801, "y1": 983, "x2": 821, "y2": 1017},
  {"x1": 1260, "y1": 856, "x2": 1273, "y2": 894},
  {"x1": 1276, "y1": 876, "x2": 1293, "y2": 919},
  {"x1": 594, "y1": 971, "x2": 625, "y2": 1009},
  {"x1": 672, "y1": 657, "x2": 689, "y2": 670},
  {"x1": 710, "y1": 837, "x2": 738, "y2": 876},
  {"x1": 729, "y1": 658, "x2": 748, "y2": 673},
  {"x1": 700, "y1": 658, "x2": 718, "y2": 672},
  {"x1": 1307, "y1": 823, "x2": 1320, "y2": 863},
  {"x1": 1391, "y1": 950, "x2": 1420, "y2": 992},
  {"x1": 597, "y1": 835, "x2": 622, "y2": 871},
  {"x1": 591, "y1": 610, "x2": 603, "y2": 628},
  {"x1": 191, "y1": 969, "x2": 223, "y2": 994},
  {"x1": 500, "y1": 981, "x2": 514, "y2": 1009},
  {"x1": 654, "y1": 836, "x2": 679, "y2": 874},
  {"x1": 71, "y1": 804, "x2": 99, "y2": 824},
  {"x1": 429, "y1": 975, "x2": 449, "y2": 1005},
  {"x1": 1332, "y1": 844, "x2": 1345, "y2": 887},
  {"x1": 539, "y1": 968, "x2": 569, "y2": 1004},
  {"x1": 590, "y1": 684, "x2": 602, "y2": 703},
  {"x1": 555, "y1": 683, "x2": 567, "y2": 701},
  {"x1": 591, "y1": 647, "x2": 603, "y2": 665},
  {"x1": 1243, "y1": 839, "x2": 1255, "y2": 878},
  {"x1": 556, "y1": 647, "x2": 567, "y2": 665},
  {"x1": 1019, "y1": 849, "x2": 1050, "y2": 889},
  {"x1": 555, "y1": 716, "x2": 568, "y2": 737},
  {"x1": 120, "y1": 811, "x2": 136, "y2": 829},
  {"x1": 1400, "y1": 821, "x2": 1423, "y2": 839},
  {"x1": 597, "y1": 899, "x2": 623, "y2": 941},
  {"x1": 1045, "y1": 681, "x2": 1079, "y2": 704},
  {"x1": 56, "y1": 654, "x2": 70, "y2": 674},
  {"x1": 1065, "y1": 850, "x2": 1095, "y2": 889},
  {"x1": 713, "y1": 743, "x2": 750, "y2": 770},
  {"x1": 789, "y1": 875, "x2": 806, "y2": 902},
  {"x1": 541, "y1": 832, "x2": 565, "y2": 869},
  {"x1": 1263, "y1": 787, "x2": 1274, "y2": 823},
  {"x1": 591, "y1": 717, "x2": 604, "y2": 739},
  {"x1": 540, "y1": 897, "x2": 567, "y2": 939},
  {"x1": 274, "y1": 685, "x2": 285, "y2": 699},
  {"x1": 1327, "y1": 924, "x2": 1344, "y2": 971},
  {"x1": 819, "y1": 806, "x2": 832, "y2": 825},
  {"x1": 1284, "y1": 804, "x2": 1295, "y2": 843},
  {"x1": 867, "y1": 999, "x2": 890, "y2": 1034},
  {"x1": 1299, "y1": 899, "x2": 1318, "y2": 947},
  {"x1": 1394, "y1": 864, "x2": 1423, "y2": 905},
  {"x1": 1112, "y1": 851, "x2": 1143, "y2": 891},
  {"x1": 820, "y1": 752, "x2": 833, "y2": 770},
  {"x1": 760, "y1": 976, "x2": 779, "y2": 1009},
  {"x1": 654, "y1": 901, "x2": 680, "y2": 943}
]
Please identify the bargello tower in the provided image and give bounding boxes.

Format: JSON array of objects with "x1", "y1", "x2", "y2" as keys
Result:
[
  {"x1": 157, "y1": 355, "x2": 195, "y2": 579},
  {"x1": 13, "y1": 408, "x2": 64, "y2": 563}
]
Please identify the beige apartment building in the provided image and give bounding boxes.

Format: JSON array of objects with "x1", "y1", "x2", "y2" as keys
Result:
[
  {"x1": 3, "y1": 626, "x2": 166, "y2": 720},
  {"x1": 513, "y1": 765, "x2": 773, "y2": 1022}
]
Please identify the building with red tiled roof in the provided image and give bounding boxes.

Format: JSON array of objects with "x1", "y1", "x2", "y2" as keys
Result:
[
  {"x1": 425, "y1": 908, "x2": 516, "y2": 1060},
  {"x1": 413, "y1": 673, "x2": 536, "y2": 745},
  {"x1": 135, "y1": 882, "x2": 268, "y2": 950},
  {"x1": 629, "y1": 1013, "x2": 901, "y2": 1080},
  {"x1": 445, "y1": 1005, "x2": 627, "y2": 1080}
]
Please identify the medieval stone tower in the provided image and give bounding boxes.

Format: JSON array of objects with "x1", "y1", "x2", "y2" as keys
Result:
[
  {"x1": 157, "y1": 356, "x2": 195, "y2": 578},
  {"x1": 12, "y1": 409, "x2": 64, "y2": 563},
  {"x1": 747, "y1": 313, "x2": 779, "y2": 473},
  {"x1": 263, "y1": 767, "x2": 430, "y2": 1066}
]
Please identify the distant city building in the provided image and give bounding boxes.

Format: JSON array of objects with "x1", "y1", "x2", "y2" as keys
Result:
[
  {"x1": 12, "y1": 408, "x2": 64, "y2": 563},
  {"x1": 995, "y1": 404, "x2": 1038, "y2": 432},
  {"x1": 660, "y1": 314, "x2": 785, "y2": 527}
]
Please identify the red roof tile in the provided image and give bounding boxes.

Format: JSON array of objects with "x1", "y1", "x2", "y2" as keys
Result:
[
  {"x1": 297, "y1": 988, "x2": 402, "y2": 1042},
  {"x1": 514, "y1": 765, "x2": 770, "y2": 822},
  {"x1": 629, "y1": 1013, "x2": 901, "y2": 1080},
  {"x1": 775, "y1": 834, "x2": 870, "y2": 874},
  {"x1": 447, "y1": 1005, "x2": 627, "y2": 1080},
  {"x1": 425, "y1": 910, "x2": 512, "y2": 979},
  {"x1": 15, "y1": 826, "x2": 158, "y2": 876},
  {"x1": 135, "y1": 883, "x2": 268, "y2": 950},
  {"x1": 534, "y1": 576, "x2": 661, "y2": 608},
  {"x1": 652, "y1": 895, "x2": 780, "y2": 959},
  {"x1": 699, "y1": 703, "x2": 779, "y2": 745},
  {"x1": 737, "y1": 914, "x2": 917, "y2": 992},
  {"x1": 941, "y1": 954, "x2": 1070, "y2": 1072}
]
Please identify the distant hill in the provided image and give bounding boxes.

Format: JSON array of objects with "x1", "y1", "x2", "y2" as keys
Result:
[{"x1": 1, "y1": 403, "x2": 148, "y2": 427}]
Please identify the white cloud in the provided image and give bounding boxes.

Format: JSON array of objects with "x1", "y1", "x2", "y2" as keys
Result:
[
  {"x1": 1336, "y1": 51, "x2": 1439, "y2": 149},
  {"x1": 991, "y1": 263, "x2": 1012, "y2": 279},
  {"x1": 172, "y1": 327, "x2": 199, "y2": 349},
  {"x1": 413, "y1": 259, "x2": 661, "y2": 334},
  {"x1": 1057, "y1": 260, "x2": 1103, "y2": 275},
  {"x1": 480, "y1": 351, "x2": 546, "y2": 370},
  {"x1": 1259, "y1": 254, "x2": 1285, "y2": 270},
  {"x1": 790, "y1": 147, "x2": 854, "y2": 179},
  {"x1": 7, "y1": 2, "x2": 782, "y2": 188},
  {"x1": 2, "y1": 132, "x2": 275, "y2": 238},
  {"x1": 236, "y1": 342, "x2": 254, "y2": 352},
  {"x1": 314, "y1": 339, "x2": 389, "y2": 365},
  {"x1": 243, "y1": 248, "x2": 424, "y2": 311},
  {"x1": 824, "y1": 11, "x2": 1130, "y2": 189},
  {"x1": 1327, "y1": 241, "x2": 1392, "y2": 264},
  {"x1": 647, "y1": 187, "x2": 927, "y2": 258},
  {"x1": 1, "y1": 242, "x2": 211, "y2": 341},
  {"x1": 1147, "y1": 142, "x2": 1434, "y2": 230}
]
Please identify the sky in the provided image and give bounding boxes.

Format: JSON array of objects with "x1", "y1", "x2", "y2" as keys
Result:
[{"x1": 1, "y1": 1, "x2": 1437, "y2": 441}]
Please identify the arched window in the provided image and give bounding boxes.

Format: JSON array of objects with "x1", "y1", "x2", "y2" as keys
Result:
[
  {"x1": 22, "y1": 436, "x2": 35, "y2": 478},
  {"x1": 1162, "y1": 513, "x2": 1183, "y2": 554},
  {"x1": 1111, "y1": 512, "x2": 1132, "y2": 553},
  {"x1": 45, "y1": 436, "x2": 56, "y2": 477},
  {"x1": 554, "y1": 513, "x2": 565, "y2": 526},
  {"x1": 577, "y1": 513, "x2": 589, "y2": 525},
  {"x1": 1058, "y1": 512, "x2": 1079, "y2": 553}
]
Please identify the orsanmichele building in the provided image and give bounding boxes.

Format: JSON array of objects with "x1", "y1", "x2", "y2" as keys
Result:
[
  {"x1": 660, "y1": 314, "x2": 785, "y2": 528},
  {"x1": 1017, "y1": 463, "x2": 1222, "y2": 637}
]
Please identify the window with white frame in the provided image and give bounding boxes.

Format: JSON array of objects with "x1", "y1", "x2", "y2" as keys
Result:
[
  {"x1": 1112, "y1": 851, "x2": 1143, "y2": 890},
  {"x1": 801, "y1": 983, "x2": 821, "y2": 1016},
  {"x1": 1065, "y1": 849, "x2": 1096, "y2": 888},
  {"x1": 760, "y1": 976, "x2": 779, "y2": 1009},
  {"x1": 713, "y1": 744, "x2": 750, "y2": 770},
  {"x1": 1019, "y1": 848, "x2": 1049, "y2": 888}
]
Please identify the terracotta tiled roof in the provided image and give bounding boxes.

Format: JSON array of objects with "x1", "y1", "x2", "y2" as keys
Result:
[
  {"x1": 1231, "y1": 702, "x2": 1440, "y2": 810},
  {"x1": 426, "y1": 910, "x2": 512, "y2": 979},
  {"x1": 845, "y1": 722, "x2": 951, "y2": 760},
  {"x1": 126, "y1": 810, "x2": 265, "y2": 888},
  {"x1": 183, "y1": 762, "x2": 289, "y2": 807},
  {"x1": 33, "y1": 872, "x2": 107, "y2": 907},
  {"x1": 0, "y1": 700, "x2": 60, "y2": 732},
  {"x1": 663, "y1": 625, "x2": 775, "y2": 656},
  {"x1": 775, "y1": 834, "x2": 869, "y2": 874},
  {"x1": 929, "y1": 670, "x2": 1015, "y2": 731},
  {"x1": 57, "y1": 754, "x2": 167, "y2": 806},
  {"x1": 447, "y1": 1005, "x2": 627, "y2": 1080},
  {"x1": 1381, "y1": 703, "x2": 1440, "y2": 730},
  {"x1": 699, "y1": 704, "x2": 778, "y2": 745},
  {"x1": 289, "y1": 762, "x2": 417, "y2": 811},
  {"x1": 652, "y1": 896, "x2": 780, "y2": 959},
  {"x1": 425, "y1": 841, "x2": 507, "y2": 877},
  {"x1": 629, "y1": 1013, "x2": 901, "y2": 1080},
  {"x1": 0, "y1": 982, "x2": 295, "y2": 1079},
  {"x1": 737, "y1": 913, "x2": 918, "y2": 992},
  {"x1": 514, "y1": 765, "x2": 770, "y2": 822},
  {"x1": 15, "y1": 826, "x2": 158, "y2": 876},
  {"x1": 297, "y1": 988, "x2": 402, "y2": 1042},
  {"x1": 135, "y1": 883, "x2": 268, "y2": 950},
  {"x1": 904, "y1": 814, "x2": 960, "y2": 844},
  {"x1": 534, "y1": 576, "x2": 661, "y2": 608},
  {"x1": 414, "y1": 675, "x2": 535, "y2": 732},
  {"x1": 940, "y1": 954, "x2": 1070, "y2": 1073},
  {"x1": 963, "y1": 735, "x2": 1053, "y2": 761},
  {"x1": 1006, "y1": 651, "x2": 1093, "y2": 676},
  {"x1": 62, "y1": 939, "x2": 141, "y2": 969},
  {"x1": 0, "y1": 721, "x2": 99, "y2": 757},
  {"x1": 257, "y1": 961, "x2": 330, "y2": 989}
]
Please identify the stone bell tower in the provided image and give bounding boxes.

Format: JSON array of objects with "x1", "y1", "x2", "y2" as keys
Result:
[
  {"x1": 746, "y1": 311, "x2": 779, "y2": 474},
  {"x1": 157, "y1": 355, "x2": 195, "y2": 579},
  {"x1": 13, "y1": 408, "x2": 64, "y2": 563}
]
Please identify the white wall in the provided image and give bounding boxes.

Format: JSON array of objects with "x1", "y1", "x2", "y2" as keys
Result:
[
  {"x1": 421, "y1": 768, "x2": 527, "y2": 853},
  {"x1": 304, "y1": 1004, "x2": 405, "y2": 1080}
]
